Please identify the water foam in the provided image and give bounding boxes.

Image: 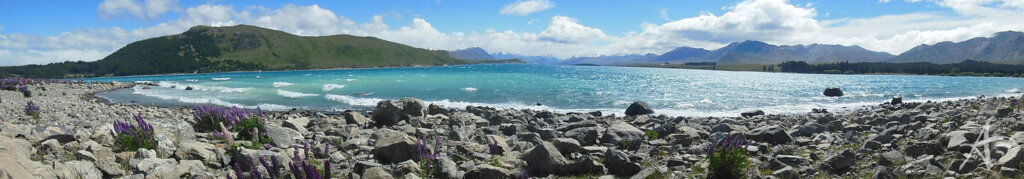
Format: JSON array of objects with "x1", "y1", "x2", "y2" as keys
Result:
[
  {"x1": 273, "y1": 82, "x2": 294, "y2": 88},
  {"x1": 325, "y1": 94, "x2": 381, "y2": 106},
  {"x1": 276, "y1": 89, "x2": 319, "y2": 98},
  {"x1": 157, "y1": 81, "x2": 249, "y2": 93},
  {"x1": 322, "y1": 84, "x2": 346, "y2": 92},
  {"x1": 462, "y1": 87, "x2": 478, "y2": 92}
]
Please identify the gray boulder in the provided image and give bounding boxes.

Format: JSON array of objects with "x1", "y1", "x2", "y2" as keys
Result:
[
  {"x1": 822, "y1": 149, "x2": 855, "y2": 174},
  {"x1": 464, "y1": 164, "x2": 515, "y2": 178},
  {"x1": 905, "y1": 141, "x2": 941, "y2": 157},
  {"x1": 363, "y1": 167, "x2": 394, "y2": 179},
  {"x1": 565, "y1": 127, "x2": 601, "y2": 146},
  {"x1": 999, "y1": 145, "x2": 1024, "y2": 169},
  {"x1": 344, "y1": 111, "x2": 369, "y2": 126},
  {"x1": 741, "y1": 110, "x2": 765, "y2": 118},
  {"x1": 58, "y1": 161, "x2": 102, "y2": 179},
  {"x1": 823, "y1": 87, "x2": 843, "y2": 97},
  {"x1": 747, "y1": 125, "x2": 793, "y2": 145},
  {"x1": 372, "y1": 132, "x2": 418, "y2": 164},
  {"x1": 525, "y1": 142, "x2": 569, "y2": 176},
  {"x1": 550, "y1": 138, "x2": 582, "y2": 156},
  {"x1": 373, "y1": 97, "x2": 428, "y2": 126},
  {"x1": 283, "y1": 117, "x2": 311, "y2": 133},
  {"x1": 599, "y1": 121, "x2": 646, "y2": 144},
  {"x1": 624, "y1": 101, "x2": 654, "y2": 116},
  {"x1": 879, "y1": 151, "x2": 906, "y2": 167},
  {"x1": 264, "y1": 125, "x2": 303, "y2": 148},
  {"x1": 604, "y1": 149, "x2": 642, "y2": 176}
]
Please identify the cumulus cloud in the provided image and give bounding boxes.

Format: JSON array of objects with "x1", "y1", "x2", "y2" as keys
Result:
[
  {"x1": 500, "y1": 0, "x2": 555, "y2": 15},
  {"x1": 98, "y1": 0, "x2": 181, "y2": 20},
  {"x1": 538, "y1": 16, "x2": 607, "y2": 43}
]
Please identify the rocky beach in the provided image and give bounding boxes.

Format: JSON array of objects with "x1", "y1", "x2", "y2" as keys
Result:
[{"x1": 2, "y1": 81, "x2": 1024, "y2": 179}]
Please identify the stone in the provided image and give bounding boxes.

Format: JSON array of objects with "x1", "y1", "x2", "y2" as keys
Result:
[
  {"x1": 428, "y1": 103, "x2": 448, "y2": 115},
  {"x1": 951, "y1": 159, "x2": 979, "y2": 174},
  {"x1": 741, "y1": 110, "x2": 765, "y2": 118},
  {"x1": 354, "y1": 161, "x2": 383, "y2": 176},
  {"x1": 879, "y1": 151, "x2": 906, "y2": 167},
  {"x1": 711, "y1": 123, "x2": 747, "y2": 133},
  {"x1": 75, "y1": 150, "x2": 96, "y2": 162},
  {"x1": 999, "y1": 145, "x2": 1024, "y2": 169},
  {"x1": 773, "y1": 166, "x2": 799, "y2": 179},
  {"x1": 29, "y1": 125, "x2": 76, "y2": 143},
  {"x1": 944, "y1": 130, "x2": 977, "y2": 152},
  {"x1": 154, "y1": 134, "x2": 176, "y2": 158},
  {"x1": 775, "y1": 155, "x2": 810, "y2": 167},
  {"x1": 344, "y1": 111, "x2": 369, "y2": 126},
  {"x1": 905, "y1": 141, "x2": 941, "y2": 157},
  {"x1": 0, "y1": 136, "x2": 56, "y2": 178},
  {"x1": 822, "y1": 149, "x2": 855, "y2": 174},
  {"x1": 746, "y1": 125, "x2": 793, "y2": 145},
  {"x1": 550, "y1": 138, "x2": 582, "y2": 156},
  {"x1": 464, "y1": 164, "x2": 515, "y2": 178},
  {"x1": 790, "y1": 123, "x2": 823, "y2": 137},
  {"x1": 135, "y1": 158, "x2": 177, "y2": 175},
  {"x1": 872, "y1": 166, "x2": 896, "y2": 179},
  {"x1": 363, "y1": 167, "x2": 394, "y2": 179},
  {"x1": 599, "y1": 121, "x2": 646, "y2": 144},
  {"x1": 624, "y1": 101, "x2": 654, "y2": 116},
  {"x1": 283, "y1": 117, "x2": 311, "y2": 133},
  {"x1": 525, "y1": 142, "x2": 569, "y2": 176},
  {"x1": 264, "y1": 125, "x2": 303, "y2": 148},
  {"x1": 565, "y1": 127, "x2": 601, "y2": 146},
  {"x1": 823, "y1": 87, "x2": 843, "y2": 97},
  {"x1": 372, "y1": 97, "x2": 428, "y2": 126},
  {"x1": 372, "y1": 132, "x2": 418, "y2": 164},
  {"x1": 58, "y1": 161, "x2": 102, "y2": 179},
  {"x1": 175, "y1": 141, "x2": 219, "y2": 167},
  {"x1": 604, "y1": 149, "x2": 642, "y2": 176},
  {"x1": 999, "y1": 107, "x2": 1014, "y2": 118},
  {"x1": 891, "y1": 96, "x2": 903, "y2": 105}
]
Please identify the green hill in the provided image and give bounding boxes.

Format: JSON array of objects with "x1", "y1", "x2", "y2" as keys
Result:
[{"x1": 0, "y1": 25, "x2": 519, "y2": 78}]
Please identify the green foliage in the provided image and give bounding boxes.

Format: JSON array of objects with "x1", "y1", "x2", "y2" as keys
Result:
[
  {"x1": 617, "y1": 140, "x2": 641, "y2": 150},
  {"x1": 234, "y1": 117, "x2": 271, "y2": 144},
  {"x1": 707, "y1": 147, "x2": 748, "y2": 179},
  {"x1": 644, "y1": 130, "x2": 660, "y2": 140},
  {"x1": 418, "y1": 159, "x2": 442, "y2": 178},
  {"x1": 115, "y1": 128, "x2": 158, "y2": 151}
]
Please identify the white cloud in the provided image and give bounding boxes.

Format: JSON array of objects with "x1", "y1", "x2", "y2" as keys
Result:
[
  {"x1": 500, "y1": 0, "x2": 555, "y2": 15},
  {"x1": 880, "y1": 0, "x2": 892, "y2": 3},
  {"x1": 538, "y1": 16, "x2": 607, "y2": 43},
  {"x1": 98, "y1": 0, "x2": 181, "y2": 20},
  {"x1": 660, "y1": 9, "x2": 671, "y2": 21}
]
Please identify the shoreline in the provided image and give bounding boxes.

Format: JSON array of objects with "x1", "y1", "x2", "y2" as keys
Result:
[{"x1": 2, "y1": 82, "x2": 1023, "y2": 178}]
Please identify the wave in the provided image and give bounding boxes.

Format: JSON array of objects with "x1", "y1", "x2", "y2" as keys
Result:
[
  {"x1": 273, "y1": 82, "x2": 294, "y2": 88},
  {"x1": 462, "y1": 87, "x2": 477, "y2": 92},
  {"x1": 322, "y1": 84, "x2": 346, "y2": 92},
  {"x1": 131, "y1": 86, "x2": 295, "y2": 111},
  {"x1": 276, "y1": 89, "x2": 319, "y2": 98},
  {"x1": 325, "y1": 94, "x2": 381, "y2": 106},
  {"x1": 156, "y1": 81, "x2": 249, "y2": 93},
  {"x1": 212, "y1": 77, "x2": 231, "y2": 81},
  {"x1": 1008, "y1": 88, "x2": 1021, "y2": 93},
  {"x1": 346, "y1": 79, "x2": 356, "y2": 82}
]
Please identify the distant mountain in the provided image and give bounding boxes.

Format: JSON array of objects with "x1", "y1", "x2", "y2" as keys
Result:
[
  {"x1": 491, "y1": 52, "x2": 561, "y2": 64},
  {"x1": 707, "y1": 41, "x2": 893, "y2": 64},
  {"x1": 445, "y1": 47, "x2": 494, "y2": 60},
  {"x1": 891, "y1": 31, "x2": 1024, "y2": 64},
  {"x1": 0, "y1": 25, "x2": 519, "y2": 78},
  {"x1": 560, "y1": 54, "x2": 657, "y2": 65},
  {"x1": 653, "y1": 47, "x2": 711, "y2": 63}
]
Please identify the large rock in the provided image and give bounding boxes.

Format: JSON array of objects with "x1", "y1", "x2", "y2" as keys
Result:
[
  {"x1": 746, "y1": 125, "x2": 793, "y2": 145},
  {"x1": 372, "y1": 132, "x2": 418, "y2": 164},
  {"x1": 565, "y1": 127, "x2": 601, "y2": 146},
  {"x1": 135, "y1": 158, "x2": 178, "y2": 176},
  {"x1": 373, "y1": 97, "x2": 428, "y2": 126},
  {"x1": 999, "y1": 145, "x2": 1024, "y2": 169},
  {"x1": 668, "y1": 126, "x2": 706, "y2": 146},
  {"x1": 344, "y1": 111, "x2": 369, "y2": 126},
  {"x1": 57, "y1": 161, "x2": 102, "y2": 179},
  {"x1": 525, "y1": 142, "x2": 569, "y2": 176},
  {"x1": 905, "y1": 141, "x2": 941, "y2": 157},
  {"x1": 604, "y1": 149, "x2": 642, "y2": 176},
  {"x1": 891, "y1": 96, "x2": 903, "y2": 105},
  {"x1": 741, "y1": 110, "x2": 765, "y2": 118},
  {"x1": 550, "y1": 138, "x2": 582, "y2": 156},
  {"x1": 283, "y1": 117, "x2": 311, "y2": 133},
  {"x1": 28, "y1": 125, "x2": 76, "y2": 143},
  {"x1": 879, "y1": 151, "x2": 906, "y2": 167},
  {"x1": 822, "y1": 149, "x2": 855, "y2": 174},
  {"x1": 0, "y1": 136, "x2": 56, "y2": 178},
  {"x1": 624, "y1": 101, "x2": 654, "y2": 116},
  {"x1": 823, "y1": 87, "x2": 844, "y2": 97},
  {"x1": 363, "y1": 167, "x2": 394, "y2": 179},
  {"x1": 264, "y1": 125, "x2": 303, "y2": 148},
  {"x1": 464, "y1": 164, "x2": 515, "y2": 178},
  {"x1": 599, "y1": 121, "x2": 646, "y2": 144},
  {"x1": 175, "y1": 141, "x2": 219, "y2": 167}
]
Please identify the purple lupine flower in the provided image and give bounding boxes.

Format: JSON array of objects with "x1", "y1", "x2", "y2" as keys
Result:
[
  {"x1": 304, "y1": 142, "x2": 311, "y2": 158},
  {"x1": 234, "y1": 162, "x2": 244, "y2": 179},
  {"x1": 24, "y1": 101, "x2": 40, "y2": 118},
  {"x1": 271, "y1": 156, "x2": 282, "y2": 177},
  {"x1": 249, "y1": 156, "x2": 262, "y2": 178},
  {"x1": 518, "y1": 170, "x2": 529, "y2": 179}
]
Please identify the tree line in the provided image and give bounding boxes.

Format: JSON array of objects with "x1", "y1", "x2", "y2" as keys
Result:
[{"x1": 777, "y1": 60, "x2": 1024, "y2": 77}]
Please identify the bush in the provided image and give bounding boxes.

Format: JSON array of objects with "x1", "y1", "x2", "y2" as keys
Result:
[
  {"x1": 418, "y1": 135, "x2": 450, "y2": 178},
  {"x1": 112, "y1": 114, "x2": 158, "y2": 151},
  {"x1": 25, "y1": 101, "x2": 40, "y2": 119},
  {"x1": 644, "y1": 129, "x2": 660, "y2": 140},
  {"x1": 706, "y1": 134, "x2": 750, "y2": 179}
]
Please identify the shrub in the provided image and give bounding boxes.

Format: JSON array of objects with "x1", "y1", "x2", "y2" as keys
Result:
[
  {"x1": 705, "y1": 134, "x2": 750, "y2": 179},
  {"x1": 644, "y1": 129, "x2": 660, "y2": 140},
  {"x1": 418, "y1": 135, "x2": 451, "y2": 178},
  {"x1": 112, "y1": 114, "x2": 158, "y2": 151},
  {"x1": 288, "y1": 142, "x2": 330, "y2": 179},
  {"x1": 193, "y1": 105, "x2": 251, "y2": 132},
  {"x1": 25, "y1": 101, "x2": 40, "y2": 119}
]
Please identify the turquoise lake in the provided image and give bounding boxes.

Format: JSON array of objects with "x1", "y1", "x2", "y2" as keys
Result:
[{"x1": 91, "y1": 64, "x2": 1024, "y2": 117}]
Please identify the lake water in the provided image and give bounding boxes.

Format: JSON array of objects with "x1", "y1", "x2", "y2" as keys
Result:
[{"x1": 91, "y1": 64, "x2": 1024, "y2": 117}]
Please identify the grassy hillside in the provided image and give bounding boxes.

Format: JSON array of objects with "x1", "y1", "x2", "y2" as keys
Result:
[{"x1": 1, "y1": 25, "x2": 519, "y2": 78}]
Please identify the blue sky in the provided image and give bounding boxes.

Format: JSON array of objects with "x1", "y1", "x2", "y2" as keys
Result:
[{"x1": 1, "y1": 0, "x2": 1023, "y2": 65}]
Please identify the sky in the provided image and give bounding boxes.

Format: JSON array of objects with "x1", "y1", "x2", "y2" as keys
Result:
[{"x1": 1, "y1": 0, "x2": 1024, "y2": 66}]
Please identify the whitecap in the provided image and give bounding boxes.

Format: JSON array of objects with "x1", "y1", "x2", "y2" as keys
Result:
[
  {"x1": 325, "y1": 94, "x2": 381, "y2": 106},
  {"x1": 212, "y1": 77, "x2": 231, "y2": 81},
  {"x1": 156, "y1": 81, "x2": 249, "y2": 93},
  {"x1": 346, "y1": 79, "x2": 356, "y2": 82},
  {"x1": 1007, "y1": 88, "x2": 1021, "y2": 93},
  {"x1": 273, "y1": 82, "x2": 294, "y2": 88},
  {"x1": 322, "y1": 84, "x2": 346, "y2": 92},
  {"x1": 277, "y1": 89, "x2": 319, "y2": 98},
  {"x1": 462, "y1": 87, "x2": 478, "y2": 92}
]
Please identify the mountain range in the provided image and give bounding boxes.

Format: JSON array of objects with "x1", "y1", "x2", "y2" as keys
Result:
[
  {"x1": 0, "y1": 25, "x2": 519, "y2": 78},
  {"x1": 455, "y1": 31, "x2": 1024, "y2": 66}
]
